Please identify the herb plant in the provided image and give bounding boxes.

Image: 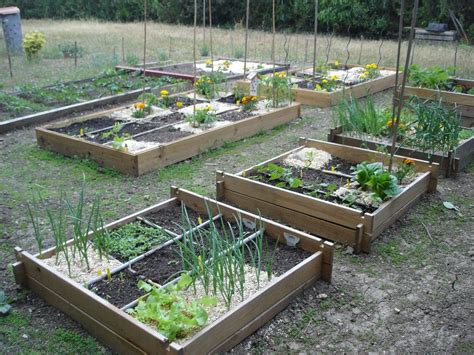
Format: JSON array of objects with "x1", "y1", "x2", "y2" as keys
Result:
[
  {"x1": 353, "y1": 162, "x2": 400, "y2": 201},
  {"x1": 101, "y1": 122, "x2": 131, "y2": 150},
  {"x1": 186, "y1": 105, "x2": 217, "y2": 127},
  {"x1": 408, "y1": 64, "x2": 453, "y2": 91},
  {"x1": 107, "y1": 222, "x2": 170, "y2": 261},
  {"x1": 256, "y1": 163, "x2": 302, "y2": 189},
  {"x1": 262, "y1": 71, "x2": 293, "y2": 107}
]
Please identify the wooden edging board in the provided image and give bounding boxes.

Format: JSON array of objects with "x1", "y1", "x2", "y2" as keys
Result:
[
  {"x1": 235, "y1": 64, "x2": 402, "y2": 107},
  {"x1": 216, "y1": 138, "x2": 439, "y2": 253},
  {"x1": 0, "y1": 81, "x2": 191, "y2": 134},
  {"x1": 328, "y1": 126, "x2": 474, "y2": 175},
  {"x1": 12, "y1": 187, "x2": 333, "y2": 354},
  {"x1": 401, "y1": 80, "x2": 474, "y2": 128},
  {"x1": 35, "y1": 102, "x2": 301, "y2": 176}
]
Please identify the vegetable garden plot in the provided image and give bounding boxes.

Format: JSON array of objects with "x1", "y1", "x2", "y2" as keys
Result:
[
  {"x1": 400, "y1": 78, "x2": 474, "y2": 128},
  {"x1": 116, "y1": 58, "x2": 290, "y2": 82},
  {"x1": 236, "y1": 63, "x2": 401, "y2": 107},
  {"x1": 0, "y1": 71, "x2": 190, "y2": 133},
  {"x1": 328, "y1": 126, "x2": 474, "y2": 176},
  {"x1": 12, "y1": 188, "x2": 333, "y2": 354},
  {"x1": 216, "y1": 138, "x2": 438, "y2": 253},
  {"x1": 35, "y1": 94, "x2": 301, "y2": 176}
]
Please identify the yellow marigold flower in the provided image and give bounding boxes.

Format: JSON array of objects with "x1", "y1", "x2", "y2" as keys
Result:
[
  {"x1": 160, "y1": 89, "x2": 169, "y2": 96},
  {"x1": 335, "y1": 60, "x2": 340, "y2": 66},
  {"x1": 79, "y1": 128, "x2": 85, "y2": 136},
  {"x1": 403, "y1": 158, "x2": 414, "y2": 166},
  {"x1": 331, "y1": 75, "x2": 338, "y2": 81},
  {"x1": 205, "y1": 59, "x2": 213, "y2": 66},
  {"x1": 236, "y1": 100, "x2": 241, "y2": 105},
  {"x1": 322, "y1": 79, "x2": 328, "y2": 85},
  {"x1": 205, "y1": 105, "x2": 212, "y2": 111},
  {"x1": 330, "y1": 166, "x2": 336, "y2": 172},
  {"x1": 364, "y1": 71, "x2": 369, "y2": 76},
  {"x1": 315, "y1": 84, "x2": 322, "y2": 91},
  {"x1": 176, "y1": 101, "x2": 183, "y2": 108},
  {"x1": 251, "y1": 96, "x2": 257, "y2": 101},
  {"x1": 134, "y1": 102, "x2": 145, "y2": 110}
]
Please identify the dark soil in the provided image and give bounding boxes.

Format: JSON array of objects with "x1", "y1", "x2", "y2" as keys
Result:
[
  {"x1": 245, "y1": 236, "x2": 313, "y2": 276},
  {"x1": 51, "y1": 117, "x2": 120, "y2": 136},
  {"x1": 217, "y1": 95, "x2": 239, "y2": 104},
  {"x1": 219, "y1": 110, "x2": 255, "y2": 122},
  {"x1": 167, "y1": 96, "x2": 202, "y2": 109},
  {"x1": 325, "y1": 157, "x2": 355, "y2": 174},
  {"x1": 84, "y1": 121, "x2": 162, "y2": 144},
  {"x1": 135, "y1": 126, "x2": 193, "y2": 144},
  {"x1": 89, "y1": 269, "x2": 144, "y2": 308},
  {"x1": 150, "y1": 112, "x2": 184, "y2": 125},
  {"x1": 300, "y1": 167, "x2": 346, "y2": 186},
  {"x1": 142, "y1": 204, "x2": 206, "y2": 234}
]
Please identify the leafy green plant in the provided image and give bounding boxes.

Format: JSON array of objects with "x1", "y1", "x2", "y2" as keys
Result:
[
  {"x1": 101, "y1": 122, "x2": 131, "y2": 150},
  {"x1": 394, "y1": 158, "x2": 416, "y2": 184},
  {"x1": 234, "y1": 47, "x2": 244, "y2": 59},
  {"x1": 256, "y1": 163, "x2": 302, "y2": 189},
  {"x1": 200, "y1": 44, "x2": 209, "y2": 57},
  {"x1": 107, "y1": 222, "x2": 170, "y2": 261},
  {"x1": 128, "y1": 274, "x2": 216, "y2": 341},
  {"x1": 0, "y1": 291, "x2": 11, "y2": 315},
  {"x1": 408, "y1": 99, "x2": 462, "y2": 162},
  {"x1": 194, "y1": 72, "x2": 225, "y2": 99},
  {"x1": 334, "y1": 96, "x2": 387, "y2": 136},
  {"x1": 262, "y1": 71, "x2": 293, "y2": 107},
  {"x1": 22, "y1": 31, "x2": 46, "y2": 60},
  {"x1": 353, "y1": 162, "x2": 400, "y2": 200},
  {"x1": 126, "y1": 53, "x2": 140, "y2": 66},
  {"x1": 408, "y1": 64, "x2": 453, "y2": 91},
  {"x1": 186, "y1": 105, "x2": 217, "y2": 127}
]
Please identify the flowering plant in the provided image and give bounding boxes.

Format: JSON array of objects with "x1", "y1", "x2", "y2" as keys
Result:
[
  {"x1": 315, "y1": 76, "x2": 338, "y2": 92},
  {"x1": 262, "y1": 71, "x2": 292, "y2": 107},
  {"x1": 186, "y1": 105, "x2": 217, "y2": 127},
  {"x1": 395, "y1": 158, "x2": 416, "y2": 184},
  {"x1": 361, "y1": 63, "x2": 380, "y2": 80},
  {"x1": 238, "y1": 95, "x2": 258, "y2": 112}
]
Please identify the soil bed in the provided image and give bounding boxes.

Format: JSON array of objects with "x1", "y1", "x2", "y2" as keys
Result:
[
  {"x1": 51, "y1": 117, "x2": 121, "y2": 136},
  {"x1": 142, "y1": 204, "x2": 206, "y2": 234}
]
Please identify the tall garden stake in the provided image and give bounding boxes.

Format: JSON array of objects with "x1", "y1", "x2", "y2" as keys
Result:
[
  {"x1": 193, "y1": 0, "x2": 197, "y2": 118},
  {"x1": 142, "y1": 0, "x2": 148, "y2": 100},
  {"x1": 312, "y1": 0, "x2": 318, "y2": 81},
  {"x1": 389, "y1": 0, "x2": 419, "y2": 172},
  {"x1": 243, "y1": 0, "x2": 250, "y2": 77},
  {"x1": 271, "y1": 0, "x2": 276, "y2": 108}
]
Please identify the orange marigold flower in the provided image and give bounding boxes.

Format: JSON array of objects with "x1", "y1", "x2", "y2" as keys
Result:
[
  {"x1": 134, "y1": 102, "x2": 145, "y2": 110},
  {"x1": 403, "y1": 158, "x2": 414, "y2": 166}
]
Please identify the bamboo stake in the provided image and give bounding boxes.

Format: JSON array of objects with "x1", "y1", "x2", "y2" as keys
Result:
[
  {"x1": 358, "y1": 35, "x2": 363, "y2": 64},
  {"x1": 304, "y1": 38, "x2": 308, "y2": 68},
  {"x1": 271, "y1": 0, "x2": 276, "y2": 108},
  {"x1": 389, "y1": 0, "x2": 419, "y2": 172},
  {"x1": 202, "y1": 0, "x2": 206, "y2": 48},
  {"x1": 453, "y1": 42, "x2": 458, "y2": 76},
  {"x1": 74, "y1": 41, "x2": 78, "y2": 68},
  {"x1": 193, "y1": 0, "x2": 197, "y2": 118},
  {"x1": 312, "y1": 0, "x2": 318, "y2": 80},
  {"x1": 122, "y1": 37, "x2": 125, "y2": 62},
  {"x1": 243, "y1": 0, "x2": 250, "y2": 77},
  {"x1": 209, "y1": 0, "x2": 214, "y2": 78},
  {"x1": 142, "y1": 0, "x2": 147, "y2": 100}
]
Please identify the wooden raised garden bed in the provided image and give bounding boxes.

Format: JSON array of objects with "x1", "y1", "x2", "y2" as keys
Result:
[
  {"x1": 0, "y1": 74, "x2": 190, "y2": 134},
  {"x1": 117, "y1": 58, "x2": 290, "y2": 82},
  {"x1": 216, "y1": 138, "x2": 438, "y2": 253},
  {"x1": 328, "y1": 126, "x2": 474, "y2": 175},
  {"x1": 236, "y1": 64, "x2": 402, "y2": 107},
  {"x1": 35, "y1": 96, "x2": 301, "y2": 176},
  {"x1": 401, "y1": 78, "x2": 474, "y2": 128},
  {"x1": 12, "y1": 187, "x2": 333, "y2": 354}
]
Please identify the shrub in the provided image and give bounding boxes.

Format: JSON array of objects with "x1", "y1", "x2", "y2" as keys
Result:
[{"x1": 22, "y1": 31, "x2": 46, "y2": 60}]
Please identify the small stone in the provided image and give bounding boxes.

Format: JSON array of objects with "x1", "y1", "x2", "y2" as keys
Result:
[
  {"x1": 394, "y1": 308, "x2": 401, "y2": 314},
  {"x1": 317, "y1": 293, "x2": 328, "y2": 299},
  {"x1": 345, "y1": 246, "x2": 354, "y2": 254},
  {"x1": 22, "y1": 334, "x2": 28, "y2": 339}
]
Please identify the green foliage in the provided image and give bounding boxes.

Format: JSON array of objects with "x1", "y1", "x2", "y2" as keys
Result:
[
  {"x1": 126, "y1": 53, "x2": 140, "y2": 66},
  {"x1": 256, "y1": 163, "x2": 302, "y2": 189},
  {"x1": 354, "y1": 162, "x2": 400, "y2": 200},
  {"x1": 0, "y1": 290, "x2": 12, "y2": 315},
  {"x1": 200, "y1": 44, "x2": 209, "y2": 57},
  {"x1": 107, "y1": 222, "x2": 170, "y2": 261},
  {"x1": 186, "y1": 105, "x2": 217, "y2": 127},
  {"x1": 408, "y1": 99, "x2": 462, "y2": 160},
  {"x1": 334, "y1": 96, "x2": 387, "y2": 136},
  {"x1": 58, "y1": 42, "x2": 84, "y2": 58},
  {"x1": 101, "y1": 122, "x2": 131, "y2": 150},
  {"x1": 22, "y1": 31, "x2": 46, "y2": 60},
  {"x1": 194, "y1": 72, "x2": 225, "y2": 99},
  {"x1": 262, "y1": 72, "x2": 293, "y2": 108},
  {"x1": 128, "y1": 275, "x2": 216, "y2": 341},
  {"x1": 408, "y1": 64, "x2": 453, "y2": 91},
  {"x1": 459, "y1": 129, "x2": 474, "y2": 140},
  {"x1": 234, "y1": 47, "x2": 244, "y2": 59}
]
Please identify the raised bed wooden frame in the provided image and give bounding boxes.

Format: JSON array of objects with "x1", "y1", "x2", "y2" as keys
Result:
[
  {"x1": 236, "y1": 64, "x2": 402, "y2": 107},
  {"x1": 116, "y1": 57, "x2": 290, "y2": 82},
  {"x1": 35, "y1": 102, "x2": 301, "y2": 176},
  {"x1": 216, "y1": 138, "x2": 438, "y2": 253},
  {"x1": 0, "y1": 80, "x2": 191, "y2": 134},
  {"x1": 328, "y1": 126, "x2": 474, "y2": 175},
  {"x1": 12, "y1": 187, "x2": 333, "y2": 354},
  {"x1": 401, "y1": 78, "x2": 474, "y2": 128}
]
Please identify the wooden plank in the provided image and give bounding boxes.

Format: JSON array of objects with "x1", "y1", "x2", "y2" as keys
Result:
[
  {"x1": 20, "y1": 252, "x2": 170, "y2": 353},
  {"x1": 174, "y1": 188, "x2": 333, "y2": 282},
  {"x1": 369, "y1": 172, "x2": 430, "y2": 232},
  {"x1": 12, "y1": 261, "x2": 26, "y2": 286},
  {"x1": 27, "y1": 277, "x2": 145, "y2": 355},
  {"x1": 221, "y1": 188, "x2": 357, "y2": 249},
  {"x1": 211, "y1": 275, "x2": 318, "y2": 352},
  {"x1": 456, "y1": 136, "x2": 474, "y2": 171},
  {"x1": 36, "y1": 128, "x2": 139, "y2": 175},
  {"x1": 180, "y1": 252, "x2": 322, "y2": 353},
  {"x1": 136, "y1": 104, "x2": 301, "y2": 175},
  {"x1": 403, "y1": 86, "x2": 474, "y2": 107},
  {"x1": 235, "y1": 146, "x2": 304, "y2": 175},
  {"x1": 219, "y1": 172, "x2": 366, "y2": 229}
]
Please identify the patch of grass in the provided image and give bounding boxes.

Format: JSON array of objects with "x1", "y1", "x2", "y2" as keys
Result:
[
  {"x1": 45, "y1": 328, "x2": 103, "y2": 354},
  {"x1": 375, "y1": 239, "x2": 408, "y2": 265}
]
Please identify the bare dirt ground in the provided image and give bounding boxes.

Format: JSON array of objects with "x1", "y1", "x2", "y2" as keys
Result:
[{"x1": 1, "y1": 91, "x2": 473, "y2": 353}]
